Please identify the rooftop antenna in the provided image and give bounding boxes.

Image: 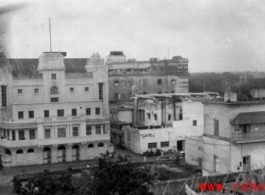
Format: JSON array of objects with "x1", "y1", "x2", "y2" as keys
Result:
[{"x1": 49, "y1": 17, "x2": 52, "y2": 52}]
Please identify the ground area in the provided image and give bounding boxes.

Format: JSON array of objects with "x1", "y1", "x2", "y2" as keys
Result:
[{"x1": 0, "y1": 148, "x2": 192, "y2": 195}]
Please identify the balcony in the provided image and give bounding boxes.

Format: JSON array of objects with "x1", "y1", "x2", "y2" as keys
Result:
[
  {"x1": 38, "y1": 134, "x2": 110, "y2": 146},
  {"x1": 0, "y1": 139, "x2": 38, "y2": 148},
  {"x1": 232, "y1": 131, "x2": 265, "y2": 143},
  {"x1": 0, "y1": 134, "x2": 110, "y2": 148}
]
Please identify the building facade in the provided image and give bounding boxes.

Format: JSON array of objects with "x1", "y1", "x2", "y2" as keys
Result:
[
  {"x1": 107, "y1": 52, "x2": 189, "y2": 102},
  {"x1": 0, "y1": 52, "x2": 112, "y2": 167},
  {"x1": 123, "y1": 100, "x2": 203, "y2": 154},
  {"x1": 201, "y1": 100, "x2": 265, "y2": 176}
]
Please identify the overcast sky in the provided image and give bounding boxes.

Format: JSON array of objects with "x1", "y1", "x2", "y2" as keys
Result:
[{"x1": 1, "y1": 0, "x2": 265, "y2": 72}]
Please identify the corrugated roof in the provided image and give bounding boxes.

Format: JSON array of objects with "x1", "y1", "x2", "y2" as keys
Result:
[
  {"x1": 231, "y1": 112, "x2": 265, "y2": 125},
  {"x1": 7, "y1": 58, "x2": 89, "y2": 78}
]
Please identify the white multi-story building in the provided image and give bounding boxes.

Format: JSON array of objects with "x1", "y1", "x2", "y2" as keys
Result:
[{"x1": 0, "y1": 51, "x2": 112, "y2": 167}]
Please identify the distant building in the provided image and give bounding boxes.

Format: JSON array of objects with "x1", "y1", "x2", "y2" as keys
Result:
[
  {"x1": 0, "y1": 52, "x2": 112, "y2": 167},
  {"x1": 119, "y1": 97, "x2": 204, "y2": 154},
  {"x1": 107, "y1": 52, "x2": 189, "y2": 102}
]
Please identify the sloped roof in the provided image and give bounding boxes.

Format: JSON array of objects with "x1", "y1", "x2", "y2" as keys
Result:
[
  {"x1": 7, "y1": 58, "x2": 89, "y2": 78},
  {"x1": 231, "y1": 112, "x2": 265, "y2": 125}
]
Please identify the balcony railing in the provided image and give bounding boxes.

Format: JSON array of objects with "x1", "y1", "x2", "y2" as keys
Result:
[
  {"x1": 0, "y1": 139, "x2": 38, "y2": 148},
  {"x1": 232, "y1": 131, "x2": 265, "y2": 142},
  {"x1": 0, "y1": 134, "x2": 110, "y2": 148}
]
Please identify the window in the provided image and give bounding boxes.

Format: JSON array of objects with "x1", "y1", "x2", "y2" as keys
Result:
[
  {"x1": 18, "y1": 111, "x2": 24, "y2": 119},
  {"x1": 73, "y1": 127, "x2": 79, "y2": 137},
  {"x1": 18, "y1": 130, "x2": 25, "y2": 140},
  {"x1": 86, "y1": 125, "x2": 92, "y2": 135},
  {"x1": 44, "y1": 110, "x2": 49, "y2": 118},
  {"x1": 29, "y1": 130, "x2": 35, "y2": 139},
  {"x1": 29, "y1": 111, "x2": 34, "y2": 119},
  {"x1": 157, "y1": 79, "x2": 162, "y2": 85},
  {"x1": 193, "y1": 120, "x2": 197, "y2": 126},
  {"x1": 96, "y1": 107, "x2": 100, "y2": 115},
  {"x1": 34, "y1": 88, "x2": 39, "y2": 94},
  {"x1": 57, "y1": 109, "x2": 64, "y2": 117},
  {"x1": 214, "y1": 119, "x2": 219, "y2": 136},
  {"x1": 168, "y1": 114, "x2": 172, "y2": 121},
  {"x1": 52, "y1": 73, "x2": 56, "y2": 80},
  {"x1": 147, "y1": 113, "x2": 151, "y2": 120},
  {"x1": 18, "y1": 89, "x2": 23, "y2": 94},
  {"x1": 70, "y1": 87, "x2": 74, "y2": 92},
  {"x1": 161, "y1": 141, "x2": 169, "y2": 147},
  {"x1": 1, "y1": 86, "x2": 7, "y2": 107},
  {"x1": 72, "y1": 109, "x2": 77, "y2": 116},
  {"x1": 99, "y1": 83, "x2": 103, "y2": 100},
  {"x1": 96, "y1": 125, "x2": 101, "y2": 134},
  {"x1": 85, "y1": 87, "x2": 89, "y2": 92},
  {"x1": 154, "y1": 114, "x2": 157, "y2": 121},
  {"x1": 50, "y1": 87, "x2": 58, "y2": 94},
  {"x1": 58, "y1": 128, "x2": 66, "y2": 137},
  {"x1": 45, "y1": 129, "x2": 51, "y2": 138},
  {"x1": 114, "y1": 80, "x2": 119, "y2": 86},
  {"x1": 158, "y1": 91, "x2": 162, "y2": 94},
  {"x1": 86, "y1": 108, "x2": 91, "y2": 115},
  {"x1": 148, "y1": 142, "x2": 157, "y2": 149},
  {"x1": 51, "y1": 97, "x2": 59, "y2": 102}
]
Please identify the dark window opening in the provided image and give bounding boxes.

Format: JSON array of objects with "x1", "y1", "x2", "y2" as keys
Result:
[
  {"x1": 96, "y1": 107, "x2": 100, "y2": 115},
  {"x1": 99, "y1": 83, "x2": 103, "y2": 100},
  {"x1": 72, "y1": 109, "x2": 77, "y2": 116},
  {"x1": 86, "y1": 108, "x2": 91, "y2": 115},
  {"x1": 161, "y1": 141, "x2": 169, "y2": 147},
  {"x1": 51, "y1": 97, "x2": 59, "y2": 102},
  {"x1": 29, "y1": 130, "x2": 35, "y2": 139},
  {"x1": 29, "y1": 111, "x2": 34, "y2": 119},
  {"x1": 193, "y1": 120, "x2": 197, "y2": 126},
  {"x1": 18, "y1": 89, "x2": 23, "y2": 94},
  {"x1": 73, "y1": 127, "x2": 79, "y2": 136},
  {"x1": 148, "y1": 142, "x2": 157, "y2": 149},
  {"x1": 18, "y1": 111, "x2": 24, "y2": 119},
  {"x1": 44, "y1": 110, "x2": 49, "y2": 118},
  {"x1": 1, "y1": 86, "x2": 7, "y2": 107},
  {"x1": 86, "y1": 125, "x2": 92, "y2": 135},
  {"x1": 52, "y1": 73, "x2": 56, "y2": 80},
  {"x1": 57, "y1": 109, "x2": 64, "y2": 117}
]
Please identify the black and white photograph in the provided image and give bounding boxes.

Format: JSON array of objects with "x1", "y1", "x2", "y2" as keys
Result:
[{"x1": 0, "y1": 0, "x2": 265, "y2": 194}]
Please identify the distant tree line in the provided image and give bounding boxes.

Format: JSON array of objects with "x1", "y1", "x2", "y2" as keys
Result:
[{"x1": 189, "y1": 72, "x2": 265, "y2": 98}]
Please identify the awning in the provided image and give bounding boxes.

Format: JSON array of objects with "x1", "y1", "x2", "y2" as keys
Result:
[{"x1": 231, "y1": 111, "x2": 265, "y2": 125}]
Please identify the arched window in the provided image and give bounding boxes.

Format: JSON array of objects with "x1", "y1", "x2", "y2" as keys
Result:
[
  {"x1": 88, "y1": 143, "x2": 94, "y2": 148},
  {"x1": 27, "y1": 148, "x2": 34, "y2": 153},
  {"x1": 43, "y1": 147, "x2": 51, "y2": 152},
  {"x1": 5, "y1": 149, "x2": 11, "y2": 155},
  {"x1": 51, "y1": 87, "x2": 58, "y2": 95},
  {"x1": 98, "y1": 143, "x2": 104, "y2": 147},
  {"x1": 16, "y1": 149, "x2": 23, "y2": 154}
]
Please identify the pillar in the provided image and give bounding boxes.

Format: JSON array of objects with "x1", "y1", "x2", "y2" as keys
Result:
[
  {"x1": 9, "y1": 130, "x2": 12, "y2": 140},
  {"x1": 66, "y1": 144, "x2": 72, "y2": 162},
  {"x1": 51, "y1": 145, "x2": 57, "y2": 163},
  {"x1": 37, "y1": 147, "x2": 43, "y2": 164},
  {"x1": 79, "y1": 143, "x2": 87, "y2": 160},
  {"x1": 11, "y1": 149, "x2": 16, "y2": 167}
]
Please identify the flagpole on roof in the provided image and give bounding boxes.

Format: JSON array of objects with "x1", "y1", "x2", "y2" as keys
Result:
[{"x1": 49, "y1": 17, "x2": 52, "y2": 52}]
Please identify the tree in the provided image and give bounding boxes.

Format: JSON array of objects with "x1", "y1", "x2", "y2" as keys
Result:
[
  {"x1": 25, "y1": 152, "x2": 154, "y2": 195},
  {"x1": 26, "y1": 170, "x2": 76, "y2": 195},
  {"x1": 92, "y1": 151, "x2": 154, "y2": 195}
]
